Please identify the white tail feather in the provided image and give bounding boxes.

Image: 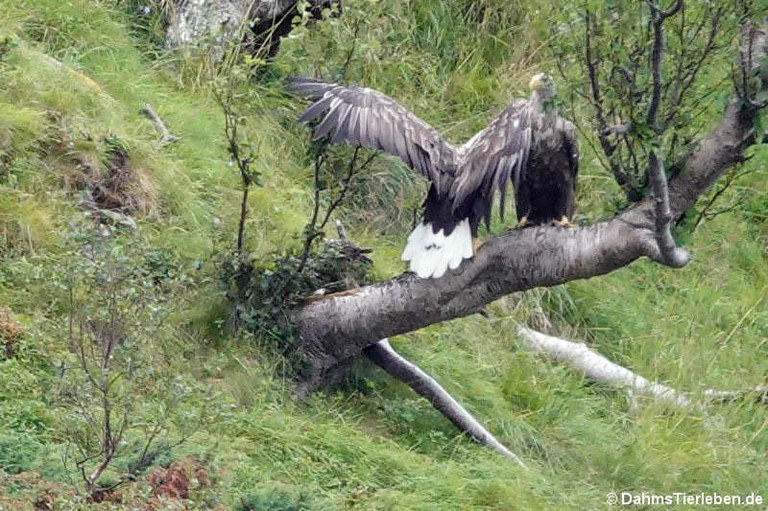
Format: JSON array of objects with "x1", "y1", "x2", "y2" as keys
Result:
[{"x1": 401, "y1": 220, "x2": 473, "y2": 278}]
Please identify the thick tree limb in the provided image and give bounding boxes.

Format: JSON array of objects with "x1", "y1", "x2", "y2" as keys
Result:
[
  {"x1": 363, "y1": 340, "x2": 526, "y2": 467},
  {"x1": 666, "y1": 97, "x2": 758, "y2": 218},
  {"x1": 321, "y1": 225, "x2": 523, "y2": 462},
  {"x1": 516, "y1": 327, "x2": 768, "y2": 408},
  {"x1": 295, "y1": 216, "x2": 654, "y2": 395}
]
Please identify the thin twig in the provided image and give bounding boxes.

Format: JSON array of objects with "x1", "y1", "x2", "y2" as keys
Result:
[
  {"x1": 298, "y1": 148, "x2": 325, "y2": 273},
  {"x1": 318, "y1": 150, "x2": 376, "y2": 232},
  {"x1": 585, "y1": 8, "x2": 618, "y2": 169},
  {"x1": 664, "y1": 7, "x2": 725, "y2": 129},
  {"x1": 217, "y1": 92, "x2": 258, "y2": 257},
  {"x1": 299, "y1": 145, "x2": 376, "y2": 272},
  {"x1": 341, "y1": 18, "x2": 361, "y2": 81},
  {"x1": 690, "y1": 168, "x2": 752, "y2": 231}
]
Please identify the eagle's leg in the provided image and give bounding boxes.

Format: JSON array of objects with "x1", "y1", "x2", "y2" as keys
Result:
[{"x1": 552, "y1": 216, "x2": 576, "y2": 228}]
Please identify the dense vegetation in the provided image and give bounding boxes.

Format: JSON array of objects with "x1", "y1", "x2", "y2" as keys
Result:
[{"x1": 0, "y1": 0, "x2": 765, "y2": 508}]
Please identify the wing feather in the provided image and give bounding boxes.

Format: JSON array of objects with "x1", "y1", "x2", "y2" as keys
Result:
[
  {"x1": 314, "y1": 102, "x2": 342, "y2": 139},
  {"x1": 298, "y1": 96, "x2": 335, "y2": 124},
  {"x1": 451, "y1": 99, "x2": 532, "y2": 225},
  {"x1": 290, "y1": 77, "x2": 456, "y2": 190}
]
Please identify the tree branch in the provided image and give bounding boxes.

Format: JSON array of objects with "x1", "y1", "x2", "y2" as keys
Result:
[
  {"x1": 312, "y1": 225, "x2": 524, "y2": 462},
  {"x1": 364, "y1": 339, "x2": 526, "y2": 466},
  {"x1": 140, "y1": 103, "x2": 180, "y2": 146},
  {"x1": 646, "y1": 2, "x2": 666, "y2": 131},
  {"x1": 517, "y1": 326, "x2": 694, "y2": 408},
  {"x1": 516, "y1": 327, "x2": 767, "y2": 409},
  {"x1": 647, "y1": 151, "x2": 689, "y2": 267}
]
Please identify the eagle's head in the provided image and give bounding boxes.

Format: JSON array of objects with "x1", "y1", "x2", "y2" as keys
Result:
[{"x1": 529, "y1": 73, "x2": 555, "y2": 100}]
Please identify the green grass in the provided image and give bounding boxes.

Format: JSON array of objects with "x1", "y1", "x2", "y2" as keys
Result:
[{"x1": 0, "y1": 0, "x2": 765, "y2": 509}]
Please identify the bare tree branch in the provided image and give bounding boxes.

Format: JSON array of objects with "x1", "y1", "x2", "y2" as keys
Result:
[
  {"x1": 664, "y1": 6, "x2": 726, "y2": 129},
  {"x1": 647, "y1": 151, "x2": 689, "y2": 267},
  {"x1": 516, "y1": 327, "x2": 767, "y2": 408},
  {"x1": 517, "y1": 326, "x2": 695, "y2": 408},
  {"x1": 646, "y1": 1, "x2": 667, "y2": 131},
  {"x1": 600, "y1": 123, "x2": 633, "y2": 137},
  {"x1": 364, "y1": 339, "x2": 526, "y2": 466},
  {"x1": 140, "y1": 103, "x2": 180, "y2": 146},
  {"x1": 644, "y1": 2, "x2": 702, "y2": 266},
  {"x1": 584, "y1": 8, "x2": 633, "y2": 192},
  {"x1": 690, "y1": 166, "x2": 753, "y2": 231}
]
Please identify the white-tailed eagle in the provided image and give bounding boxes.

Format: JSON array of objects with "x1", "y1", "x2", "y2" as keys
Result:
[{"x1": 290, "y1": 73, "x2": 578, "y2": 279}]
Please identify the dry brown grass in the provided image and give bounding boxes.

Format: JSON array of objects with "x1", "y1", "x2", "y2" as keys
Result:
[{"x1": 0, "y1": 307, "x2": 24, "y2": 359}]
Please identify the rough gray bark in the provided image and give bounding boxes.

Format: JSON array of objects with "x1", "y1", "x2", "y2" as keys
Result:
[
  {"x1": 166, "y1": 0, "x2": 260, "y2": 50},
  {"x1": 294, "y1": 91, "x2": 764, "y2": 397},
  {"x1": 166, "y1": 0, "x2": 338, "y2": 59}
]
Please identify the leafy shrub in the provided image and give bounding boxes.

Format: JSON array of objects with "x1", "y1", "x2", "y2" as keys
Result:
[
  {"x1": 222, "y1": 240, "x2": 372, "y2": 349},
  {"x1": 0, "y1": 431, "x2": 42, "y2": 474},
  {"x1": 52, "y1": 220, "x2": 199, "y2": 496}
]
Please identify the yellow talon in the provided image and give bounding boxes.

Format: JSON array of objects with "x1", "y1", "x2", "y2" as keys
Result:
[{"x1": 553, "y1": 216, "x2": 576, "y2": 228}]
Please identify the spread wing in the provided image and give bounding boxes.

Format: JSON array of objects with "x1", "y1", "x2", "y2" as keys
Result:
[
  {"x1": 451, "y1": 99, "x2": 532, "y2": 226},
  {"x1": 289, "y1": 77, "x2": 457, "y2": 193}
]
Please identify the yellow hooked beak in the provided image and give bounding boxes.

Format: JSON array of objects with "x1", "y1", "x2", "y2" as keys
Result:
[{"x1": 528, "y1": 73, "x2": 553, "y2": 92}]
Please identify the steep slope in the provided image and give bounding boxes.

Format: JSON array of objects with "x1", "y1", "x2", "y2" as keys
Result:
[{"x1": 0, "y1": 1, "x2": 765, "y2": 509}]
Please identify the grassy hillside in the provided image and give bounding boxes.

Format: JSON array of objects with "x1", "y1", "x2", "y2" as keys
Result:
[{"x1": 0, "y1": 0, "x2": 765, "y2": 509}]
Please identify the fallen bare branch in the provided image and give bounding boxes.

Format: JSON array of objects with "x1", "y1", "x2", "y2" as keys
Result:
[
  {"x1": 140, "y1": 103, "x2": 180, "y2": 146},
  {"x1": 516, "y1": 327, "x2": 767, "y2": 409},
  {"x1": 517, "y1": 326, "x2": 694, "y2": 408},
  {"x1": 702, "y1": 387, "x2": 768, "y2": 404},
  {"x1": 364, "y1": 339, "x2": 527, "y2": 467},
  {"x1": 323, "y1": 225, "x2": 522, "y2": 462}
]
